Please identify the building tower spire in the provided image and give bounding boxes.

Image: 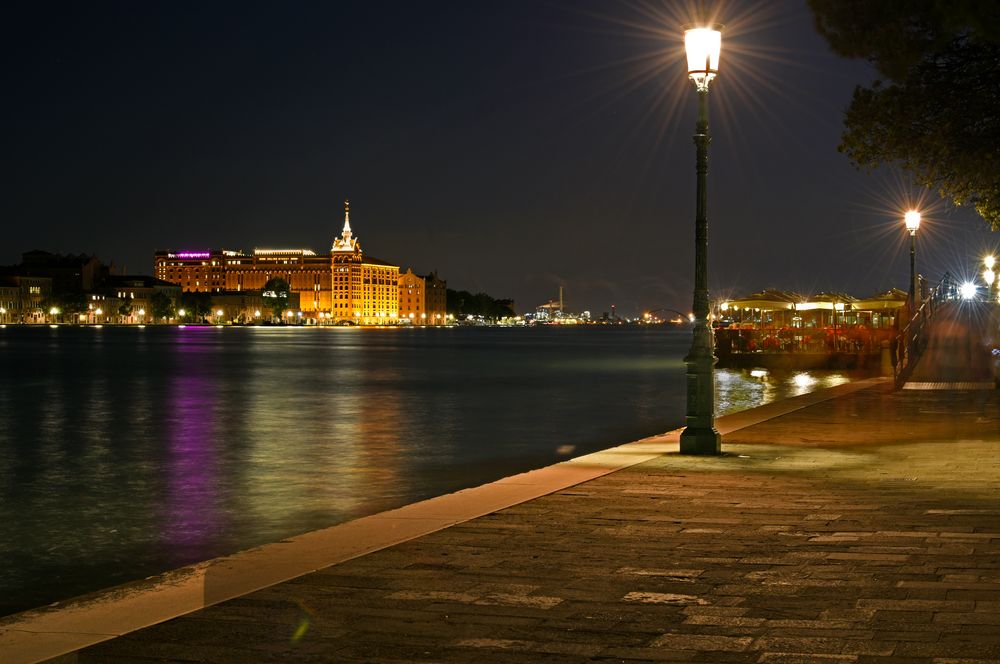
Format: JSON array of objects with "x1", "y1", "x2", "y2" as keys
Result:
[{"x1": 332, "y1": 198, "x2": 358, "y2": 252}]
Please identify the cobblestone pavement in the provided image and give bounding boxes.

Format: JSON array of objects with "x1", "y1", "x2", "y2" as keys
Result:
[{"x1": 69, "y1": 384, "x2": 1000, "y2": 663}]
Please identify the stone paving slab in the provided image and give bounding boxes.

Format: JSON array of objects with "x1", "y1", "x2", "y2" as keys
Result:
[{"x1": 32, "y1": 383, "x2": 1000, "y2": 661}]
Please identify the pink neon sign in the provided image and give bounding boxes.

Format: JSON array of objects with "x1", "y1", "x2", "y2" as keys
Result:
[{"x1": 176, "y1": 252, "x2": 211, "y2": 259}]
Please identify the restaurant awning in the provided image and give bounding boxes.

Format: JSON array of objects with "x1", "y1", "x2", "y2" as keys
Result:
[{"x1": 853, "y1": 288, "x2": 908, "y2": 311}]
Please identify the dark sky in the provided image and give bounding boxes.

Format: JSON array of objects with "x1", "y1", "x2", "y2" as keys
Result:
[{"x1": 3, "y1": 0, "x2": 996, "y2": 315}]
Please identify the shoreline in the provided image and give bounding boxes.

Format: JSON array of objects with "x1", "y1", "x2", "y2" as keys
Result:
[{"x1": 0, "y1": 377, "x2": 886, "y2": 663}]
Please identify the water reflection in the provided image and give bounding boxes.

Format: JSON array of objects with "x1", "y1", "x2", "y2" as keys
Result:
[
  {"x1": 716, "y1": 367, "x2": 853, "y2": 414},
  {"x1": 165, "y1": 360, "x2": 222, "y2": 560},
  {"x1": 0, "y1": 325, "x2": 871, "y2": 617}
]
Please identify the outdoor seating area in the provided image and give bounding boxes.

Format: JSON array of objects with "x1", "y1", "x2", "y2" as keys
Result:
[{"x1": 714, "y1": 288, "x2": 910, "y2": 368}]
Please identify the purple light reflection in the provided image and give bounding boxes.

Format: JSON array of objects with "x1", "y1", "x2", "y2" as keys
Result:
[{"x1": 164, "y1": 338, "x2": 223, "y2": 560}]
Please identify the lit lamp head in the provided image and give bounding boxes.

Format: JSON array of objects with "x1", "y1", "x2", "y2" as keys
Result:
[
  {"x1": 684, "y1": 24, "x2": 723, "y2": 91},
  {"x1": 904, "y1": 210, "x2": 921, "y2": 235},
  {"x1": 984, "y1": 268, "x2": 996, "y2": 287},
  {"x1": 985, "y1": 255, "x2": 996, "y2": 270}
]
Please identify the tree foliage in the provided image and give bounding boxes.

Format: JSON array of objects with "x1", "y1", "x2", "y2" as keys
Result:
[
  {"x1": 179, "y1": 291, "x2": 212, "y2": 321},
  {"x1": 150, "y1": 291, "x2": 175, "y2": 321},
  {"x1": 42, "y1": 292, "x2": 88, "y2": 316},
  {"x1": 809, "y1": 0, "x2": 1000, "y2": 228},
  {"x1": 446, "y1": 289, "x2": 515, "y2": 320},
  {"x1": 262, "y1": 277, "x2": 290, "y2": 320}
]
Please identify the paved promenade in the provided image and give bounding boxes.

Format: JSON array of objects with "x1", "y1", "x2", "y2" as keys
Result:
[{"x1": 18, "y1": 378, "x2": 991, "y2": 663}]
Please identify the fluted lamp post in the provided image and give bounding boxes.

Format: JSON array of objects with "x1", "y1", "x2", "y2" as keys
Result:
[
  {"x1": 679, "y1": 24, "x2": 723, "y2": 455},
  {"x1": 905, "y1": 210, "x2": 921, "y2": 310}
]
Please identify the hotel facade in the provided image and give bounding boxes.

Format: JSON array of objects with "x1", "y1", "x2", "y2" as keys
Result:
[{"x1": 154, "y1": 202, "x2": 446, "y2": 325}]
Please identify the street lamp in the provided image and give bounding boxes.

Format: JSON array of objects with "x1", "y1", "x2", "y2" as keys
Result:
[
  {"x1": 904, "y1": 210, "x2": 921, "y2": 310},
  {"x1": 679, "y1": 23, "x2": 723, "y2": 456}
]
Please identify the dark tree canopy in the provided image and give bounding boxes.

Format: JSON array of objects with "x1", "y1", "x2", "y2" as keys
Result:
[
  {"x1": 262, "y1": 277, "x2": 290, "y2": 319},
  {"x1": 446, "y1": 289, "x2": 515, "y2": 320},
  {"x1": 150, "y1": 291, "x2": 174, "y2": 320},
  {"x1": 179, "y1": 291, "x2": 212, "y2": 321},
  {"x1": 809, "y1": 0, "x2": 1000, "y2": 228}
]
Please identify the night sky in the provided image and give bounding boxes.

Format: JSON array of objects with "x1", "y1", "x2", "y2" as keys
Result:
[{"x1": 4, "y1": 0, "x2": 996, "y2": 315}]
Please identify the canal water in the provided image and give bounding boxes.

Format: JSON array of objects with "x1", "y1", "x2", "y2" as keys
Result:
[{"x1": 0, "y1": 325, "x2": 866, "y2": 616}]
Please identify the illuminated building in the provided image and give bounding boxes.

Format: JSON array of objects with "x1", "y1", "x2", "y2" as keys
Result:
[
  {"x1": 398, "y1": 268, "x2": 447, "y2": 325},
  {"x1": 0, "y1": 275, "x2": 52, "y2": 323},
  {"x1": 154, "y1": 201, "x2": 416, "y2": 324}
]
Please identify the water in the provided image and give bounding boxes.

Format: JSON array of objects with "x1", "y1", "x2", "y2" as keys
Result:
[{"x1": 0, "y1": 325, "x2": 864, "y2": 616}]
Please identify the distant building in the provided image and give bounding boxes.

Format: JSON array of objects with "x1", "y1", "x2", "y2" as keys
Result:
[
  {"x1": 329, "y1": 202, "x2": 399, "y2": 325},
  {"x1": 398, "y1": 268, "x2": 448, "y2": 324},
  {"x1": 0, "y1": 275, "x2": 52, "y2": 323},
  {"x1": 154, "y1": 201, "x2": 432, "y2": 325},
  {"x1": 106, "y1": 275, "x2": 182, "y2": 323},
  {"x1": 18, "y1": 250, "x2": 110, "y2": 292}
]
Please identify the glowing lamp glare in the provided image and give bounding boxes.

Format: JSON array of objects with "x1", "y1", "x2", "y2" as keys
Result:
[{"x1": 684, "y1": 26, "x2": 722, "y2": 90}]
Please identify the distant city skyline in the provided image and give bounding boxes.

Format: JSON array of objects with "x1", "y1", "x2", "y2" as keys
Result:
[{"x1": 4, "y1": 0, "x2": 997, "y2": 316}]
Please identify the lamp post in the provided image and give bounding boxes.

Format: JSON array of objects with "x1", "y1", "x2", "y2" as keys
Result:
[
  {"x1": 904, "y1": 210, "x2": 921, "y2": 310},
  {"x1": 679, "y1": 24, "x2": 723, "y2": 455},
  {"x1": 985, "y1": 255, "x2": 996, "y2": 303}
]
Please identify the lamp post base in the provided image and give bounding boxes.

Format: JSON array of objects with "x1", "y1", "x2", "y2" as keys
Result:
[{"x1": 679, "y1": 427, "x2": 721, "y2": 455}]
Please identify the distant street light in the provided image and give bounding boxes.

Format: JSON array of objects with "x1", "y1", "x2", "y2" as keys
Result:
[
  {"x1": 905, "y1": 210, "x2": 921, "y2": 311},
  {"x1": 679, "y1": 23, "x2": 723, "y2": 455},
  {"x1": 960, "y1": 282, "x2": 978, "y2": 300}
]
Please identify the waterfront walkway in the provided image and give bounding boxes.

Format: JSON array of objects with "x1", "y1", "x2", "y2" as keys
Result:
[
  {"x1": 905, "y1": 302, "x2": 996, "y2": 387},
  {"x1": 5, "y1": 377, "x2": 998, "y2": 663}
]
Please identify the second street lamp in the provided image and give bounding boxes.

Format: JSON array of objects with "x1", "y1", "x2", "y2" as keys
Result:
[
  {"x1": 679, "y1": 24, "x2": 723, "y2": 456},
  {"x1": 904, "y1": 210, "x2": 921, "y2": 311}
]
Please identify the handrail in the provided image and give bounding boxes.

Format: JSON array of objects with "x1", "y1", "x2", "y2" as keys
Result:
[{"x1": 892, "y1": 282, "x2": 946, "y2": 388}]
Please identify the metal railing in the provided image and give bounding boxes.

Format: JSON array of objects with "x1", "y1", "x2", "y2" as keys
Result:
[{"x1": 892, "y1": 282, "x2": 946, "y2": 388}]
